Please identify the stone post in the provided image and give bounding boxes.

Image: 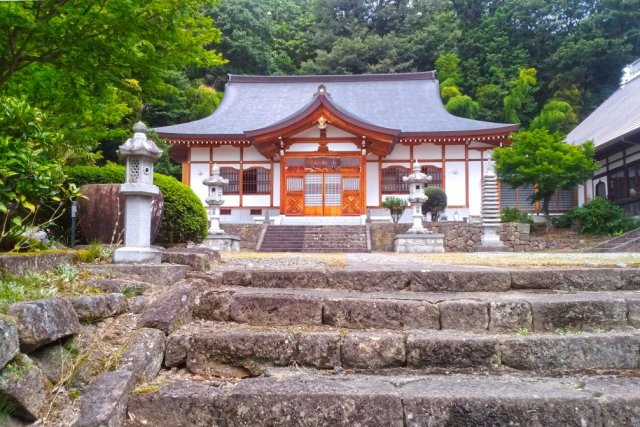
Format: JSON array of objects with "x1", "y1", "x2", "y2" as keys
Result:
[
  {"x1": 113, "y1": 123, "x2": 162, "y2": 264},
  {"x1": 476, "y1": 159, "x2": 506, "y2": 251}
]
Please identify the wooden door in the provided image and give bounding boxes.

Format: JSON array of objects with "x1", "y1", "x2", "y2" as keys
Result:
[{"x1": 303, "y1": 173, "x2": 342, "y2": 216}]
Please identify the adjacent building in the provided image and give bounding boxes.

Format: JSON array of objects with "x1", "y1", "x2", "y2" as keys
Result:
[
  {"x1": 156, "y1": 72, "x2": 519, "y2": 222},
  {"x1": 567, "y1": 59, "x2": 640, "y2": 215}
]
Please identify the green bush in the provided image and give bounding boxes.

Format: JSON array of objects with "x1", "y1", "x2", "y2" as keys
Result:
[
  {"x1": 62, "y1": 165, "x2": 208, "y2": 245},
  {"x1": 501, "y1": 207, "x2": 534, "y2": 225},
  {"x1": 562, "y1": 197, "x2": 640, "y2": 235},
  {"x1": 422, "y1": 187, "x2": 448, "y2": 221},
  {"x1": 381, "y1": 196, "x2": 408, "y2": 209}
]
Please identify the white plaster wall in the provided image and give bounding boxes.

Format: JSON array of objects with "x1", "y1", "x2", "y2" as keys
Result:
[
  {"x1": 191, "y1": 147, "x2": 210, "y2": 161},
  {"x1": 387, "y1": 144, "x2": 410, "y2": 160},
  {"x1": 212, "y1": 146, "x2": 240, "y2": 161},
  {"x1": 383, "y1": 162, "x2": 411, "y2": 168},
  {"x1": 610, "y1": 151, "x2": 623, "y2": 161},
  {"x1": 445, "y1": 161, "x2": 466, "y2": 206},
  {"x1": 327, "y1": 142, "x2": 358, "y2": 152},
  {"x1": 223, "y1": 195, "x2": 240, "y2": 207},
  {"x1": 468, "y1": 161, "x2": 482, "y2": 215},
  {"x1": 243, "y1": 145, "x2": 267, "y2": 161},
  {"x1": 413, "y1": 143, "x2": 441, "y2": 160},
  {"x1": 190, "y1": 163, "x2": 210, "y2": 203},
  {"x1": 628, "y1": 152, "x2": 640, "y2": 163},
  {"x1": 366, "y1": 162, "x2": 380, "y2": 206},
  {"x1": 273, "y1": 162, "x2": 281, "y2": 207},
  {"x1": 468, "y1": 149, "x2": 482, "y2": 160},
  {"x1": 577, "y1": 184, "x2": 587, "y2": 206},
  {"x1": 445, "y1": 145, "x2": 465, "y2": 159},
  {"x1": 287, "y1": 143, "x2": 319, "y2": 152},
  {"x1": 243, "y1": 195, "x2": 270, "y2": 206},
  {"x1": 610, "y1": 159, "x2": 623, "y2": 170}
]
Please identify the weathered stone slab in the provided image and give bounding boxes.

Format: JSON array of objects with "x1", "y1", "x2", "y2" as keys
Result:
[
  {"x1": 74, "y1": 370, "x2": 135, "y2": 427},
  {"x1": 226, "y1": 377, "x2": 403, "y2": 426},
  {"x1": 489, "y1": 301, "x2": 532, "y2": 332},
  {"x1": 81, "y1": 263, "x2": 191, "y2": 287},
  {"x1": 439, "y1": 300, "x2": 488, "y2": 332},
  {"x1": 0, "y1": 252, "x2": 74, "y2": 275},
  {"x1": 193, "y1": 290, "x2": 232, "y2": 321},
  {"x1": 137, "y1": 280, "x2": 195, "y2": 334},
  {"x1": 128, "y1": 296, "x2": 151, "y2": 314},
  {"x1": 237, "y1": 270, "x2": 329, "y2": 289},
  {"x1": 186, "y1": 332, "x2": 296, "y2": 377},
  {"x1": 162, "y1": 247, "x2": 221, "y2": 272},
  {"x1": 68, "y1": 293, "x2": 129, "y2": 322},
  {"x1": 0, "y1": 355, "x2": 46, "y2": 422},
  {"x1": 127, "y1": 381, "x2": 227, "y2": 427},
  {"x1": 411, "y1": 271, "x2": 511, "y2": 292},
  {"x1": 326, "y1": 271, "x2": 412, "y2": 291},
  {"x1": 0, "y1": 317, "x2": 19, "y2": 370},
  {"x1": 221, "y1": 270, "x2": 251, "y2": 287},
  {"x1": 401, "y1": 376, "x2": 601, "y2": 427},
  {"x1": 85, "y1": 278, "x2": 146, "y2": 295},
  {"x1": 406, "y1": 332, "x2": 499, "y2": 368},
  {"x1": 297, "y1": 332, "x2": 342, "y2": 369},
  {"x1": 341, "y1": 332, "x2": 405, "y2": 369},
  {"x1": 529, "y1": 297, "x2": 627, "y2": 331},
  {"x1": 324, "y1": 298, "x2": 439, "y2": 330},
  {"x1": 229, "y1": 293, "x2": 323, "y2": 326},
  {"x1": 628, "y1": 299, "x2": 640, "y2": 328},
  {"x1": 119, "y1": 328, "x2": 165, "y2": 384},
  {"x1": 164, "y1": 332, "x2": 189, "y2": 368},
  {"x1": 501, "y1": 333, "x2": 640, "y2": 370},
  {"x1": 620, "y1": 269, "x2": 640, "y2": 290},
  {"x1": 30, "y1": 342, "x2": 75, "y2": 384},
  {"x1": 585, "y1": 377, "x2": 640, "y2": 426},
  {"x1": 8, "y1": 299, "x2": 81, "y2": 352},
  {"x1": 511, "y1": 269, "x2": 623, "y2": 291}
]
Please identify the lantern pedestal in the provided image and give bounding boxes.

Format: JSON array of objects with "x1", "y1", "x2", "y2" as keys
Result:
[
  {"x1": 201, "y1": 234, "x2": 240, "y2": 252},
  {"x1": 394, "y1": 233, "x2": 445, "y2": 253}
]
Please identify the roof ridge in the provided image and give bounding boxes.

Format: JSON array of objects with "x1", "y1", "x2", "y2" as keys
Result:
[{"x1": 229, "y1": 71, "x2": 435, "y2": 84}]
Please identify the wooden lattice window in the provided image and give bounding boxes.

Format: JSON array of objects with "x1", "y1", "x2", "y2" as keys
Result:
[
  {"x1": 220, "y1": 167, "x2": 239, "y2": 194},
  {"x1": 382, "y1": 166, "x2": 410, "y2": 194},
  {"x1": 421, "y1": 165, "x2": 442, "y2": 188},
  {"x1": 242, "y1": 168, "x2": 270, "y2": 194}
]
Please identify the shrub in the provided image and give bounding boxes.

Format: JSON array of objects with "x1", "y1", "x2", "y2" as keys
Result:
[
  {"x1": 381, "y1": 196, "x2": 408, "y2": 209},
  {"x1": 0, "y1": 97, "x2": 79, "y2": 252},
  {"x1": 422, "y1": 187, "x2": 447, "y2": 221},
  {"x1": 61, "y1": 165, "x2": 208, "y2": 245},
  {"x1": 563, "y1": 197, "x2": 640, "y2": 235},
  {"x1": 500, "y1": 207, "x2": 534, "y2": 225}
]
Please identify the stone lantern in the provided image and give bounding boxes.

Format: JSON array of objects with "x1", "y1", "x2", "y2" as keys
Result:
[
  {"x1": 403, "y1": 161, "x2": 431, "y2": 233},
  {"x1": 203, "y1": 164, "x2": 228, "y2": 235},
  {"x1": 113, "y1": 122, "x2": 163, "y2": 264},
  {"x1": 476, "y1": 154, "x2": 506, "y2": 251},
  {"x1": 394, "y1": 160, "x2": 444, "y2": 253},
  {"x1": 201, "y1": 164, "x2": 240, "y2": 251}
]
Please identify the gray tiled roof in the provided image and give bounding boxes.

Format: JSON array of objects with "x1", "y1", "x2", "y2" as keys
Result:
[
  {"x1": 566, "y1": 75, "x2": 640, "y2": 148},
  {"x1": 155, "y1": 72, "x2": 516, "y2": 136}
]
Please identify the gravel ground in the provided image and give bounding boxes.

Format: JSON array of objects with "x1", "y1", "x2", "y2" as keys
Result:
[{"x1": 219, "y1": 251, "x2": 640, "y2": 271}]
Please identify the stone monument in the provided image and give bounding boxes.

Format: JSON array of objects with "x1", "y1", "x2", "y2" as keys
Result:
[
  {"x1": 476, "y1": 157, "x2": 506, "y2": 251},
  {"x1": 394, "y1": 161, "x2": 445, "y2": 253},
  {"x1": 113, "y1": 122, "x2": 163, "y2": 264},
  {"x1": 201, "y1": 164, "x2": 240, "y2": 251}
]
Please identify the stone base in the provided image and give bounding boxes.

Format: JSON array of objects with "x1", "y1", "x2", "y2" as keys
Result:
[
  {"x1": 475, "y1": 243, "x2": 507, "y2": 252},
  {"x1": 394, "y1": 234, "x2": 445, "y2": 253},
  {"x1": 113, "y1": 247, "x2": 162, "y2": 264},
  {"x1": 201, "y1": 234, "x2": 240, "y2": 252}
]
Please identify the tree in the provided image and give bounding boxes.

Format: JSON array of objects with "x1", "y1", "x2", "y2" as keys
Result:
[
  {"x1": 493, "y1": 129, "x2": 598, "y2": 221},
  {"x1": 0, "y1": 97, "x2": 78, "y2": 251},
  {"x1": 529, "y1": 99, "x2": 578, "y2": 134},
  {"x1": 0, "y1": 0, "x2": 225, "y2": 161},
  {"x1": 422, "y1": 187, "x2": 448, "y2": 221}
]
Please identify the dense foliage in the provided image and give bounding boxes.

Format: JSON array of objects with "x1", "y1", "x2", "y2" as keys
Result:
[
  {"x1": 422, "y1": 187, "x2": 448, "y2": 221},
  {"x1": 0, "y1": 97, "x2": 78, "y2": 251},
  {"x1": 63, "y1": 165, "x2": 208, "y2": 246},
  {"x1": 493, "y1": 129, "x2": 598, "y2": 219},
  {"x1": 557, "y1": 197, "x2": 640, "y2": 235},
  {"x1": 500, "y1": 207, "x2": 534, "y2": 225}
]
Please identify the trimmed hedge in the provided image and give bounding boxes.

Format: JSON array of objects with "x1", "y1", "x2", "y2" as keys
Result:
[{"x1": 64, "y1": 165, "x2": 208, "y2": 245}]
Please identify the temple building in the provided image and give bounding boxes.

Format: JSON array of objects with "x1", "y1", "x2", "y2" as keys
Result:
[{"x1": 156, "y1": 72, "x2": 520, "y2": 222}]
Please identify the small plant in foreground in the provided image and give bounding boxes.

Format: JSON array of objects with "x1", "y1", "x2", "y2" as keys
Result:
[
  {"x1": 516, "y1": 328, "x2": 529, "y2": 336},
  {"x1": 54, "y1": 264, "x2": 79, "y2": 283}
]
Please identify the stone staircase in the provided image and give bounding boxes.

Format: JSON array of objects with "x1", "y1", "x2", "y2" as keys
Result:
[
  {"x1": 126, "y1": 268, "x2": 640, "y2": 426},
  {"x1": 258, "y1": 225, "x2": 369, "y2": 252},
  {"x1": 587, "y1": 227, "x2": 640, "y2": 252}
]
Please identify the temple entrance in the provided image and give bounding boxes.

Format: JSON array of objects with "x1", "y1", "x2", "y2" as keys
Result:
[{"x1": 283, "y1": 154, "x2": 363, "y2": 216}]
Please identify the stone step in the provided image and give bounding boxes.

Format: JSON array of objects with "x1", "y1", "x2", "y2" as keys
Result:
[
  {"x1": 260, "y1": 225, "x2": 368, "y2": 253},
  {"x1": 193, "y1": 268, "x2": 640, "y2": 293},
  {"x1": 127, "y1": 373, "x2": 639, "y2": 427},
  {"x1": 165, "y1": 321, "x2": 640, "y2": 373},
  {"x1": 194, "y1": 286, "x2": 640, "y2": 333}
]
